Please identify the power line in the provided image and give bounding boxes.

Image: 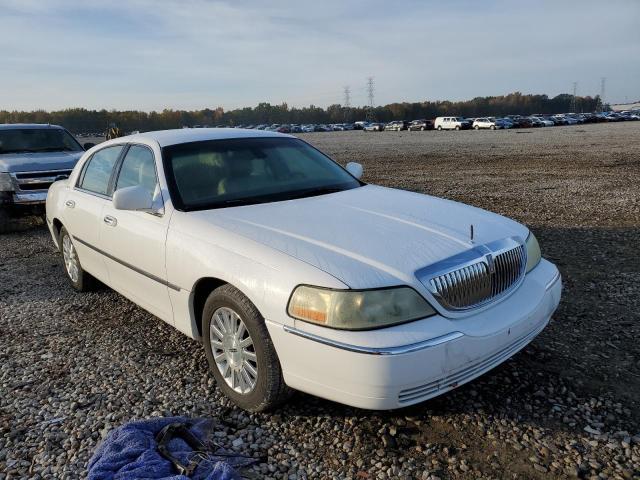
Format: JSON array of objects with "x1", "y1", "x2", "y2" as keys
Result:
[
  {"x1": 343, "y1": 85, "x2": 351, "y2": 122},
  {"x1": 366, "y1": 76, "x2": 375, "y2": 122},
  {"x1": 599, "y1": 77, "x2": 606, "y2": 111},
  {"x1": 570, "y1": 81, "x2": 578, "y2": 112}
]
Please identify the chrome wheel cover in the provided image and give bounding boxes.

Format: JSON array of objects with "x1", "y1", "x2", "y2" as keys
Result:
[
  {"x1": 62, "y1": 234, "x2": 79, "y2": 283},
  {"x1": 210, "y1": 307, "x2": 258, "y2": 394}
]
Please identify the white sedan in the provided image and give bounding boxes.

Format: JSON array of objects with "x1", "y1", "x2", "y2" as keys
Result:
[{"x1": 46, "y1": 128, "x2": 561, "y2": 411}]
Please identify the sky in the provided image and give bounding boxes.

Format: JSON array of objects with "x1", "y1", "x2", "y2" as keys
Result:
[{"x1": 1, "y1": 0, "x2": 639, "y2": 112}]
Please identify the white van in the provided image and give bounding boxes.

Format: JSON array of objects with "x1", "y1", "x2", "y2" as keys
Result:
[{"x1": 434, "y1": 117, "x2": 471, "y2": 130}]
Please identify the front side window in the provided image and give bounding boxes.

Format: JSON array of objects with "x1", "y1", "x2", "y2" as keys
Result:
[
  {"x1": 0, "y1": 128, "x2": 83, "y2": 154},
  {"x1": 163, "y1": 137, "x2": 361, "y2": 210},
  {"x1": 79, "y1": 145, "x2": 123, "y2": 196},
  {"x1": 115, "y1": 145, "x2": 158, "y2": 198}
]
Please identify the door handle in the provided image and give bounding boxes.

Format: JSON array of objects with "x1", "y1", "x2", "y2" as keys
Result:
[
  {"x1": 103, "y1": 215, "x2": 118, "y2": 227},
  {"x1": 65, "y1": 200, "x2": 75, "y2": 208}
]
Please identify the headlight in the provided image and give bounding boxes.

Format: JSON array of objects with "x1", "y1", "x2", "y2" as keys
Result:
[
  {"x1": 287, "y1": 285, "x2": 436, "y2": 330},
  {"x1": 0, "y1": 173, "x2": 14, "y2": 192},
  {"x1": 525, "y1": 232, "x2": 541, "y2": 273}
]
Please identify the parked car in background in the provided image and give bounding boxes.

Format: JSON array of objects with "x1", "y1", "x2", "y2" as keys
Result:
[
  {"x1": 530, "y1": 116, "x2": 554, "y2": 127},
  {"x1": 0, "y1": 124, "x2": 87, "y2": 232},
  {"x1": 384, "y1": 121, "x2": 409, "y2": 131},
  {"x1": 435, "y1": 117, "x2": 472, "y2": 130},
  {"x1": 473, "y1": 118, "x2": 501, "y2": 130},
  {"x1": 498, "y1": 118, "x2": 514, "y2": 128},
  {"x1": 364, "y1": 123, "x2": 384, "y2": 132},
  {"x1": 407, "y1": 119, "x2": 434, "y2": 131},
  {"x1": 46, "y1": 128, "x2": 561, "y2": 411}
]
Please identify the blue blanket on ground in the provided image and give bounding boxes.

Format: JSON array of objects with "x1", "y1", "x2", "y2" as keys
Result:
[{"x1": 87, "y1": 417, "x2": 254, "y2": 480}]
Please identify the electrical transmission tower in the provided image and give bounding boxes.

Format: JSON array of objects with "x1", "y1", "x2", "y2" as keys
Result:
[
  {"x1": 598, "y1": 77, "x2": 606, "y2": 112},
  {"x1": 343, "y1": 85, "x2": 351, "y2": 122},
  {"x1": 366, "y1": 77, "x2": 375, "y2": 122},
  {"x1": 570, "y1": 82, "x2": 578, "y2": 112}
]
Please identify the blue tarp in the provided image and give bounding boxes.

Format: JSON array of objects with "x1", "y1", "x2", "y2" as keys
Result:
[{"x1": 87, "y1": 417, "x2": 255, "y2": 480}]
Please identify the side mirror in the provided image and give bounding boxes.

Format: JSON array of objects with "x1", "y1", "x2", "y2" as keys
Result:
[
  {"x1": 113, "y1": 186, "x2": 153, "y2": 211},
  {"x1": 346, "y1": 162, "x2": 363, "y2": 179},
  {"x1": 83, "y1": 142, "x2": 96, "y2": 150}
]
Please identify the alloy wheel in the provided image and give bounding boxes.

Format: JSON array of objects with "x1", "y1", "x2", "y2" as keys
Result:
[
  {"x1": 209, "y1": 307, "x2": 258, "y2": 394},
  {"x1": 62, "y1": 234, "x2": 79, "y2": 283}
]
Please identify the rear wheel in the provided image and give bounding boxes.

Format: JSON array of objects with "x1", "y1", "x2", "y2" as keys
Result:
[
  {"x1": 59, "y1": 226, "x2": 96, "y2": 291},
  {"x1": 203, "y1": 284, "x2": 291, "y2": 411}
]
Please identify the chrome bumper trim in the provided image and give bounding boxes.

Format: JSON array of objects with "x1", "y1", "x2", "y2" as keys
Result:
[
  {"x1": 545, "y1": 270, "x2": 561, "y2": 291},
  {"x1": 282, "y1": 325, "x2": 464, "y2": 355},
  {"x1": 12, "y1": 191, "x2": 48, "y2": 204}
]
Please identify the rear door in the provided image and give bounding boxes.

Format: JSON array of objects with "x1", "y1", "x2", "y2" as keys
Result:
[
  {"x1": 98, "y1": 144, "x2": 174, "y2": 324},
  {"x1": 63, "y1": 144, "x2": 125, "y2": 283}
]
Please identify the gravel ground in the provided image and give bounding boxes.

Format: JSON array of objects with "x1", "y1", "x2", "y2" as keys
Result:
[{"x1": 1, "y1": 122, "x2": 639, "y2": 479}]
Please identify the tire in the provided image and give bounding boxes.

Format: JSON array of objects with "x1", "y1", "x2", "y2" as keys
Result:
[
  {"x1": 474, "y1": 125, "x2": 479, "y2": 130},
  {"x1": 490, "y1": 125, "x2": 496, "y2": 130},
  {"x1": 455, "y1": 126, "x2": 460, "y2": 131},
  {"x1": 437, "y1": 126, "x2": 442, "y2": 131},
  {"x1": 203, "y1": 284, "x2": 292, "y2": 412},
  {"x1": 0, "y1": 208, "x2": 11, "y2": 234},
  {"x1": 59, "y1": 226, "x2": 96, "y2": 291}
]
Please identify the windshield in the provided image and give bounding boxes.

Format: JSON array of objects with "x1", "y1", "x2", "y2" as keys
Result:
[
  {"x1": 0, "y1": 128, "x2": 83, "y2": 154},
  {"x1": 163, "y1": 137, "x2": 362, "y2": 210}
]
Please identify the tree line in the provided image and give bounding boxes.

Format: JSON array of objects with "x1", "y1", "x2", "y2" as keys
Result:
[{"x1": 0, "y1": 92, "x2": 603, "y2": 133}]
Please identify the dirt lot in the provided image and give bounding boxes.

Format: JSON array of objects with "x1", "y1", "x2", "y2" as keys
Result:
[{"x1": 1, "y1": 122, "x2": 639, "y2": 479}]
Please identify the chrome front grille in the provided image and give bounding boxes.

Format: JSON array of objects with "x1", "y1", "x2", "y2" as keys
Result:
[
  {"x1": 417, "y1": 237, "x2": 527, "y2": 311},
  {"x1": 11, "y1": 169, "x2": 72, "y2": 192}
]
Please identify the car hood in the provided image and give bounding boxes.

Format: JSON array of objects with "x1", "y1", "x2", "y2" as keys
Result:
[
  {"x1": 0, "y1": 151, "x2": 83, "y2": 173},
  {"x1": 191, "y1": 185, "x2": 529, "y2": 288}
]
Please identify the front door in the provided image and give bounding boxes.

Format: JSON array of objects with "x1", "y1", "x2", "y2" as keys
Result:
[
  {"x1": 62, "y1": 144, "x2": 125, "y2": 283},
  {"x1": 98, "y1": 144, "x2": 174, "y2": 324}
]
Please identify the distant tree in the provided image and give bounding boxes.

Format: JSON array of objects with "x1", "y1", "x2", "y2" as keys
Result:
[{"x1": 0, "y1": 92, "x2": 602, "y2": 132}]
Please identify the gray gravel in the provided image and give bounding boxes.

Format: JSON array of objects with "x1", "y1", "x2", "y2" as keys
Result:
[{"x1": 1, "y1": 122, "x2": 639, "y2": 479}]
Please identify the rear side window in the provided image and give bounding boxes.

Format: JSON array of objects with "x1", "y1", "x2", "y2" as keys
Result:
[
  {"x1": 79, "y1": 145, "x2": 123, "y2": 195},
  {"x1": 115, "y1": 145, "x2": 158, "y2": 198}
]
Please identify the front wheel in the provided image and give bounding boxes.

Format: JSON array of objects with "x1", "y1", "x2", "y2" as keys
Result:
[
  {"x1": 59, "y1": 226, "x2": 96, "y2": 291},
  {"x1": 437, "y1": 126, "x2": 442, "y2": 131},
  {"x1": 203, "y1": 284, "x2": 291, "y2": 412},
  {"x1": 455, "y1": 125, "x2": 460, "y2": 131},
  {"x1": 0, "y1": 208, "x2": 10, "y2": 234}
]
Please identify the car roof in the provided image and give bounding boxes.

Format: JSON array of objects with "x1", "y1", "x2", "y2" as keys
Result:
[
  {"x1": 0, "y1": 123, "x2": 66, "y2": 130},
  {"x1": 125, "y1": 128, "x2": 294, "y2": 147}
]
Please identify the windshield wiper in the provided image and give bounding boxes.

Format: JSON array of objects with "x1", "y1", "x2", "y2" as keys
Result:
[
  {"x1": 284, "y1": 186, "x2": 347, "y2": 200},
  {"x1": 33, "y1": 147, "x2": 76, "y2": 152},
  {"x1": 0, "y1": 148, "x2": 40, "y2": 154}
]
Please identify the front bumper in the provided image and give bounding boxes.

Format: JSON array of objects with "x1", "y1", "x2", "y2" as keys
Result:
[
  {"x1": 268, "y1": 259, "x2": 561, "y2": 410},
  {"x1": 12, "y1": 191, "x2": 48, "y2": 205},
  {"x1": 0, "y1": 190, "x2": 47, "y2": 206}
]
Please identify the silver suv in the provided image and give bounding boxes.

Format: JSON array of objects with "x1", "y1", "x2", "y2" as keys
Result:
[{"x1": 0, "y1": 124, "x2": 86, "y2": 232}]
